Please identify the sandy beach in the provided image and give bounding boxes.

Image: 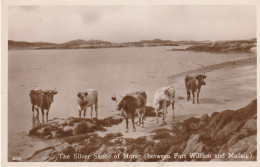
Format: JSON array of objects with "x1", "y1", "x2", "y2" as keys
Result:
[{"x1": 8, "y1": 53, "x2": 256, "y2": 161}]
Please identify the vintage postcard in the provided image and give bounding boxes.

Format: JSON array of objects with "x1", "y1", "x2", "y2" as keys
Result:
[{"x1": 1, "y1": 0, "x2": 259, "y2": 167}]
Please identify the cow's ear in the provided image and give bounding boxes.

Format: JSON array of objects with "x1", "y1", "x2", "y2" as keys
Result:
[
  {"x1": 203, "y1": 75, "x2": 206, "y2": 79},
  {"x1": 54, "y1": 91, "x2": 58, "y2": 94},
  {"x1": 84, "y1": 92, "x2": 88, "y2": 96},
  {"x1": 111, "y1": 97, "x2": 117, "y2": 101},
  {"x1": 195, "y1": 75, "x2": 199, "y2": 80},
  {"x1": 77, "y1": 93, "x2": 81, "y2": 97}
]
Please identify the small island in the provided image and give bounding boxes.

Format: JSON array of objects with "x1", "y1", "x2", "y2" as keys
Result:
[{"x1": 171, "y1": 38, "x2": 256, "y2": 53}]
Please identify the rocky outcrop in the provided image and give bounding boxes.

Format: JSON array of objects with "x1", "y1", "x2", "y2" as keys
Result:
[
  {"x1": 27, "y1": 99, "x2": 257, "y2": 162},
  {"x1": 29, "y1": 117, "x2": 123, "y2": 139}
]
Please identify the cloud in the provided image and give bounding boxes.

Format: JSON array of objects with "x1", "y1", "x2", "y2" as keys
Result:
[{"x1": 8, "y1": 5, "x2": 256, "y2": 43}]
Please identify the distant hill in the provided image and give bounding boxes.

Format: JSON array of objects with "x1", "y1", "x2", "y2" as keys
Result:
[
  {"x1": 59, "y1": 39, "x2": 112, "y2": 46},
  {"x1": 8, "y1": 39, "x2": 113, "y2": 50},
  {"x1": 8, "y1": 40, "x2": 55, "y2": 50},
  {"x1": 8, "y1": 38, "x2": 256, "y2": 51}
]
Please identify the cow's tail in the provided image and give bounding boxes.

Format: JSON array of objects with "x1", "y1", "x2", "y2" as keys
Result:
[
  {"x1": 95, "y1": 94, "x2": 98, "y2": 111},
  {"x1": 184, "y1": 75, "x2": 190, "y2": 84},
  {"x1": 185, "y1": 75, "x2": 194, "y2": 84}
]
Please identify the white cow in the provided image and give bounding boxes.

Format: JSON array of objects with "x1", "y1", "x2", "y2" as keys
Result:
[
  {"x1": 153, "y1": 85, "x2": 175, "y2": 125},
  {"x1": 77, "y1": 89, "x2": 98, "y2": 118}
]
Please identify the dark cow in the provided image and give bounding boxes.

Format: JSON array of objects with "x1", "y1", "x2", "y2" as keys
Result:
[
  {"x1": 29, "y1": 89, "x2": 58, "y2": 124},
  {"x1": 185, "y1": 74, "x2": 206, "y2": 104},
  {"x1": 111, "y1": 90, "x2": 147, "y2": 132},
  {"x1": 77, "y1": 89, "x2": 98, "y2": 118}
]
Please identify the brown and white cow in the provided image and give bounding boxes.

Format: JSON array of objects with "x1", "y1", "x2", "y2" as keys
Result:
[
  {"x1": 29, "y1": 89, "x2": 58, "y2": 124},
  {"x1": 77, "y1": 89, "x2": 98, "y2": 118},
  {"x1": 111, "y1": 90, "x2": 147, "y2": 132},
  {"x1": 154, "y1": 85, "x2": 175, "y2": 125},
  {"x1": 185, "y1": 74, "x2": 206, "y2": 104}
]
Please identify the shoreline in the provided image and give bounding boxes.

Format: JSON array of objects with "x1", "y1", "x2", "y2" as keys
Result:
[{"x1": 168, "y1": 56, "x2": 256, "y2": 82}]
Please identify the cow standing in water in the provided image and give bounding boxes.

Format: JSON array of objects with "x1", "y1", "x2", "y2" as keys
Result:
[
  {"x1": 185, "y1": 74, "x2": 206, "y2": 104},
  {"x1": 154, "y1": 85, "x2": 176, "y2": 125},
  {"x1": 29, "y1": 89, "x2": 58, "y2": 124},
  {"x1": 77, "y1": 89, "x2": 98, "y2": 118},
  {"x1": 111, "y1": 90, "x2": 147, "y2": 132}
]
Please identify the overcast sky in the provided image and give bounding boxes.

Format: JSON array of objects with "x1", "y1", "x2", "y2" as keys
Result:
[{"x1": 8, "y1": 5, "x2": 256, "y2": 43}]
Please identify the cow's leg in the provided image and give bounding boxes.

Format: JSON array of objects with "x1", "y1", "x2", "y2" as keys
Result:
[
  {"x1": 32, "y1": 114, "x2": 35, "y2": 127},
  {"x1": 46, "y1": 109, "x2": 49, "y2": 123},
  {"x1": 32, "y1": 105, "x2": 35, "y2": 127},
  {"x1": 172, "y1": 101, "x2": 175, "y2": 118},
  {"x1": 141, "y1": 107, "x2": 145, "y2": 128},
  {"x1": 141, "y1": 113, "x2": 144, "y2": 128},
  {"x1": 124, "y1": 111, "x2": 128, "y2": 133},
  {"x1": 155, "y1": 103, "x2": 159, "y2": 123},
  {"x1": 162, "y1": 101, "x2": 167, "y2": 125},
  {"x1": 164, "y1": 107, "x2": 167, "y2": 125},
  {"x1": 125, "y1": 118, "x2": 129, "y2": 133},
  {"x1": 132, "y1": 112, "x2": 136, "y2": 132},
  {"x1": 187, "y1": 90, "x2": 190, "y2": 101},
  {"x1": 90, "y1": 106, "x2": 93, "y2": 118},
  {"x1": 137, "y1": 111, "x2": 141, "y2": 126},
  {"x1": 95, "y1": 97, "x2": 98, "y2": 118},
  {"x1": 197, "y1": 89, "x2": 201, "y2": 104},
  {"x1": 79, "y1": 109, "x2": 81, "y2": 118},
  {"x1": 161, "y1": 107, "x2": 166, "y2": 126},
  {"x1": 84, "y1": 109, "x2": 86, "y2": 118},
  {"x1": 35, "y1": 108, "x2": 40, "y2": 126},
  {"x1": 41, "y1": 108, "x2": 45, "y2": 124},
  {"x1": 32, "y1": 105, "x2": 35, "y2": 113},
  {"x1": 192, "y1": 91, "x2": 195, "y2": 104}
]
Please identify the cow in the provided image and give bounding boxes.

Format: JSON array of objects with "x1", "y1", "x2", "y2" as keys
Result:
[
  {"x1": 77, "y1": 89, "x2": 98, "y2": 118},
  {"x1": 153, "y1": 85, "x2": 175, "y2": 125},
  {"x1": 29, "y1": 89, "x2": 58, "y2": 124},
  {"x1": 185, "y1": 74, "x2": 206, "y2": 104},
  {"x1": 111, "y1": 90, "x2": 147, "y2": 132}
]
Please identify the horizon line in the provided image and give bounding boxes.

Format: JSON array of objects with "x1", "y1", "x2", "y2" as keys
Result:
[{"x1": 8, "y1": 37, "x2": 257, "y2": 44}]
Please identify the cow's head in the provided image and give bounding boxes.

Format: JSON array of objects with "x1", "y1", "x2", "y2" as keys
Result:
[
  {"x1": 111, "y1": 96, "x2": 124, "y2": 111},
  {"x1": 164, "y1": 86, "x2": 175, "y2": 103},
  {"x1": 164, "y1": 86, "x2": 175, "y2": 97},
  {"x1": 77, "y1": 92, "x2": 89, "y2": 102},
  {"x1": 29, "y1": 89, "x2": 43, "y2": 96},
  {"x1": 44, "y1": 90, "x2": 58, "y2": 103},
  {"x1": 195, "y1": 74, "x2": 207, "y2": 86}
]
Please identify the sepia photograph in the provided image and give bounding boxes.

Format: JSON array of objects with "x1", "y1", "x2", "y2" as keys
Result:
[{"x1": 1, "y1": 0, "x2": 258, "y2": 166}]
